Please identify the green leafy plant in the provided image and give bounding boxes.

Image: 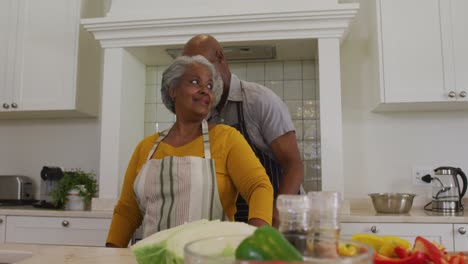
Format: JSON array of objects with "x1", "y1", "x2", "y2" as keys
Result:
[{"x1": 51, "y1": 169, "x2": 98, "y2": 209}]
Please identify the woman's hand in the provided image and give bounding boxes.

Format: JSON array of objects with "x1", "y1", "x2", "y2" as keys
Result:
[
  {"x1": 106, "y1": 242, "x2": 121, "y2": 248},
  {"x1": 248, "y1": 218, "x2": 270, "y2": 227}
]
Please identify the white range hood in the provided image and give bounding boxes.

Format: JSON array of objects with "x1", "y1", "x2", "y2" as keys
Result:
[{"x1": 82, "y1": 0, "x2": 359, "y2": 199}]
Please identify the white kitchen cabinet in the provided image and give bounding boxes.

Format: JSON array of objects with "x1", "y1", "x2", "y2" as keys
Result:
[
  {"x1": 0, "y1": 1, "x2": 19, "y2": 110},
  {"x1": 5, "y1": 216, "x2": 111, "y2": 247},
  {"x1": 341, "y1": 222, "x2": 454, "y2": 251},
  {"x1": 0, "y1": 215, "x2": 5, "y2": 244},
  {"x1": 449, "y1": 0, "x2": 468, "y2": 102},
  {"x1": 372, "y1": 0, "x2": 468, "y2": 111},
  {"x1": 453, "y1": 223, "x2": 468, "y2": 251},
  {"x1": 0, "y1": 0, "x2": 102, "y2": 118}
]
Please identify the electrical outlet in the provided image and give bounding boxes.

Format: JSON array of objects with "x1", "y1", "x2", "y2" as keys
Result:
[{"x1": 412, "y1": 167, "x2": 432, "y2": 186}]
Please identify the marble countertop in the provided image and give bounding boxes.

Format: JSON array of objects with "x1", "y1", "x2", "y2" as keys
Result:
[
  {"x1": 0, "y1": 243, "x2": 136, "y2": 264},
  {"x1": 0, "y1": 206, "x2": 112, "y2": 218}
]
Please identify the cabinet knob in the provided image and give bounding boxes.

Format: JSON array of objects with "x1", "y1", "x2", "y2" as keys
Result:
[
  {"x1": 370, "y1": 226, "x2": 378, "y2": 233},
  {"x1": 2, "y1": 103, "x2": 9, "y2": 109},
  {"x1": 460, "y1": 91, "x2": 467, "y2": 98},
  {"x1": 448, "y1": 91, "x2": 457, "y2": 98},
  {"x1": 11, "y1": 102, "x2": 18, "y2": 108},
  {"x1": 62, "y1": 220, "x2": 70, "y2": 227},
  {"x1": 458, "y1": 227, "x2": 466, "y2": 235}
]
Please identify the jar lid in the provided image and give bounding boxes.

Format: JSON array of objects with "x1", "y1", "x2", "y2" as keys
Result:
[
  {"x1": 276, "y1": 194, "x2": 311, "y2": 212},
  {"x1": 308, "y1": 191, "x2": 342, "y2": 221}
]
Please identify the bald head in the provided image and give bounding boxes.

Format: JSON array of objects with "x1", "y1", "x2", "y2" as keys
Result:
[
  {"x1": 183, "y1": 34, "x2": 223, "y2": 63},
  {"x1": 183, "y1": 34, "x2": 231, "y2": 99}
]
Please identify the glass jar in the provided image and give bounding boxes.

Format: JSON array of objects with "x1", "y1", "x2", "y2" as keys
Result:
[
  {"x1": 308, "y1": 191, "x2": 342, "y2": 258},
  {"x1": 276, "y1": 194, "x2": 312, "y2": 253}
]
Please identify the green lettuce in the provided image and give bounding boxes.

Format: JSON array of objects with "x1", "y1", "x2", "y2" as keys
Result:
[{"x1": 131, "y1": 220, "x2": 255, "y2": 264}]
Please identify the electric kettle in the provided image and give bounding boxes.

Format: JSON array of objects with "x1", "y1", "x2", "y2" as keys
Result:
[{"x1": 422, "y1": 166, "x2": 467, "y2": 213}]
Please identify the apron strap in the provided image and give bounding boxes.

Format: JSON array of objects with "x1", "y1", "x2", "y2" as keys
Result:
[
  {"x1": 146, "y1": 120, "x2": 212, "y2": 160},
  {"x1": 202, "y1": 119, "x2": 211, "y2": 159},
  {"x1": 146, "y1": 128, "x2": 169, "y2": 161}
]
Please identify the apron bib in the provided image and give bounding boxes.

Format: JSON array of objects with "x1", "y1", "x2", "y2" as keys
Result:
[
  {"x1": 209, "y1": 81, "x2": 282, "y2": 223},
  {"x1": 133, "y1": 120, "x2": 224, "y2": 238}
]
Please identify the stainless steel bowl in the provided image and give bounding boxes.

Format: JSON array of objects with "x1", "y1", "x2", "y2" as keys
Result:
[{"x1": 369, "y1": 193, "x2": 416, "y2": 214}]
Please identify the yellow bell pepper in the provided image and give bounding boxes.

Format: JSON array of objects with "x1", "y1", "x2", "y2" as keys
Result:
[
  {"x1": 351, "y1": 234, "x2": 384, "y2": 251},
  {"x1": 338, "y1": 243, "x2": 358, "y2": 257}
]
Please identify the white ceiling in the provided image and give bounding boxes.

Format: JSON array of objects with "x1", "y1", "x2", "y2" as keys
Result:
[{"x1": 127, "y1": 38, "x2": 318, "y2": 66}]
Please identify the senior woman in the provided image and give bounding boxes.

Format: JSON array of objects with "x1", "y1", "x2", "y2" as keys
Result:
[{"x1": 106, "y1": 55, "x2": 273, "y2": 248}]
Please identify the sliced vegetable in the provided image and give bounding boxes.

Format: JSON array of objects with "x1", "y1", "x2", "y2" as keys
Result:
[
  {"x1": 382, "y1": 236, "x2": 411, "y2": 250},
  {"x1": 235, "y1": 225, "x2": 304, "y2": 262},
  {"x1": 448, "y1": 253, "x2": 466, "y2": 264},
  {"x1": 351, "y1": 233, "x2": 384, "y2": 251},
  {"x1": 394, "y1": 246, "x2": 410, "y2": 259},
  {"x1": 378, "y1": 236, "x2": 412, "y2": 258},
  {"x1": 374, "y1": 251, "x2": 427, "y2": 264},
  {"x1": 338, "y1": 243, "x2": 358, "y2": 257},
  {"x1": 413, "y1": 236, "x2": 444, "y2": 264}
]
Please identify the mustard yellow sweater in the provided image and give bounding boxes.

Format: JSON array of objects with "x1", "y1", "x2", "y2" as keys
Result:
[{"x1": 106, "y1": 124, "x2": 273, "y2": 247}]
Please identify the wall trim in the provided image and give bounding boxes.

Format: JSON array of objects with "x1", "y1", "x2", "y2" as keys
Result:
[{"x1": 82, "y1": 5, "x2": 359, "y2": 48}]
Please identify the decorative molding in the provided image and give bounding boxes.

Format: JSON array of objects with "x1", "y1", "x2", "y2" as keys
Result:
[{"x1": 82, "y1": 5, "x2": 359, "y2": 48}]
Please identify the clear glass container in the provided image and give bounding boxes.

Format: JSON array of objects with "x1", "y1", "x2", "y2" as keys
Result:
[
  {"x1": 308, "y1": 191, "x2": 342, "y2": 258},
  {"x1": 276, "y1": 194, "x2": 312, "y2": 253},
  {"x1": 308, "y1": 191, "x2": 342, "y2": 239},
  {"x1": 184, "y1": 234, "x2": 374, "y2": 264}
]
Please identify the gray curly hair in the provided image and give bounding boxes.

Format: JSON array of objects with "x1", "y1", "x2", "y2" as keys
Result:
[{"x1": 161, "y1": 55, "x2": 223, "y2": 114}]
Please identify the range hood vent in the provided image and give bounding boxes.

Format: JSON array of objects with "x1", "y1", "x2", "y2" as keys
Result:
[{"x1": 166, "y1": 45, "x2": 276, "y2": 61}]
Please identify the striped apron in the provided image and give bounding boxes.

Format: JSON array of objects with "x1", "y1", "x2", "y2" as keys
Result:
[
  {"x1": 133, "y1": 119, "x2": 224, "y2": 238},
  {"x1": 232, "y1": 101, "x2": 283, "y2": 222}
]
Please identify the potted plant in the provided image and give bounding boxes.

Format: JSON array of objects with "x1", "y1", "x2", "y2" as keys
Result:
[{"x1": 51, "y1": 169, "x2": 98, "y2": 210}]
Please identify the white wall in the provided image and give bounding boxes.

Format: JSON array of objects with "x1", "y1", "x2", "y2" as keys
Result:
[
  {"x1": 0, "y1": 118, "x2": 100, "y2": 199},
  {"x1": 340, "y1": 1, "x2": 468, "y2": 202}
]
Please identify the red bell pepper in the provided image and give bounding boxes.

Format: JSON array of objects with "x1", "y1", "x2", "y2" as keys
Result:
[
  {"x1": 374, "y1": 251, "x2": 427, "y2": 264},
  {"x1": 394, "y1": 246, "x2": 409, "y2": 259},
  {"x1": 413, "y1": 236, "x2": 444, "y2": 264},
  {"x1": 448, "y1": 253, "x2": 466, "y2": 264}
]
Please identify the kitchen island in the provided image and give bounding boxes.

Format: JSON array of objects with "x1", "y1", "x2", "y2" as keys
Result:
[{"x1": 0, "y1": 243, "x2": 136, "y2": 264}]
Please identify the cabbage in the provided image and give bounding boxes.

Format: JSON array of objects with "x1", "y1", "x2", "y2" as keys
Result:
[{"x1": 131, "y1": 220, "x2": 256, "y2": 264}]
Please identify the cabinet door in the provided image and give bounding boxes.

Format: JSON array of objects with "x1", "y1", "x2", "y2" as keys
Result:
[
  {"x1": 0, "y1": 215, "x2": 5, "y2": 243},
  {"x1": 12, "y1": 0, "x2": 80, "y2": 111},
  {"x1": 379, "y1": 0, "x2": 448, "y2": 103},
  {"x1": 6, "y1": 216, "x2": 111, "y2": 246},
  {"x1": 0, "y1": 0, "x2": 19, "y2": 110},
  {"x1": 453, "y1": 224, "x2": 468, "y2": 251},
  {"x1": 341, "y1": 222, "x2": 454, "y2": 251},
  {"x1": 450, "y1": 0, "x2": 468, "y2": 101}
]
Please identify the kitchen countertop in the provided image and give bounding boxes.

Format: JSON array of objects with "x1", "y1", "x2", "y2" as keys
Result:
[
  {"x1": 0, "y1": 206, "x2": 112, "y2": 218},
  {"x1": 0, "y1": 243, "x2": 136, "y2": 264},
  {"x1": 0, "y1": 205, "x2": 467, "y2": 222},
  {"x1": 342, "y1": 208, "x2": 468, "y2": 223}
]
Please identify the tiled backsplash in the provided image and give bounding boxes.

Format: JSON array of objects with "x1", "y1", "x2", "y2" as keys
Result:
[{"x1": 144, "y1": 60, "x2": 321, "y2": 192}]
